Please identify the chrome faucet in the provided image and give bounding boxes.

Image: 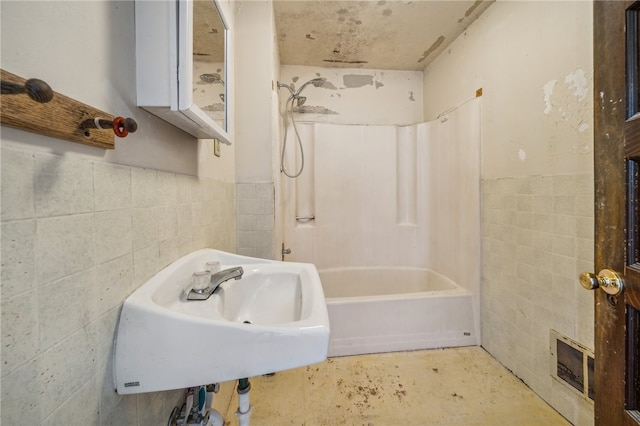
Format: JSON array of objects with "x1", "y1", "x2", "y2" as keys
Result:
[{"x1": 187, "y1": 266, "x2": 244, "y2": 301}]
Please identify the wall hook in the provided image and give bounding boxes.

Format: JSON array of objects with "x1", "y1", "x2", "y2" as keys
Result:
[
  {"x1": 81, "y1": 116, "x2": 138, "y2": 138},
  {"x1": 1, "y1": 78, "x2": 53, "y2": 103}
]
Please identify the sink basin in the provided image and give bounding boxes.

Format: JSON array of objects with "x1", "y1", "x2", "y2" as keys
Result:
[
  {"x1": 218, "y1": 270, "x2": 303, "y2": 324},
  {"x1": 113, "y1": 249, "x2": 330, "y2": 394}
]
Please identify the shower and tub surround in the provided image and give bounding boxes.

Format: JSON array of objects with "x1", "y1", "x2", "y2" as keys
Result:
[{"x1": 280, "y1": 98, "x2": 481, "y2": 355}]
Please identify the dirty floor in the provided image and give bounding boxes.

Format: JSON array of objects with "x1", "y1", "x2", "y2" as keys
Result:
[{"x1": 212, "y1": 346, "x2": 570, "y2": 426}]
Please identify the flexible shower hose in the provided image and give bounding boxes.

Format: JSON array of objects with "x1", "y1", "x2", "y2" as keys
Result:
[{"x1": 280, "y1": 95, "x2": 305, "y2": 178}]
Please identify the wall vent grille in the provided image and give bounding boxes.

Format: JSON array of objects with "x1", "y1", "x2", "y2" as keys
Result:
[{"x1": 550, "y1": 329, "x2": 594, "y2": 402}]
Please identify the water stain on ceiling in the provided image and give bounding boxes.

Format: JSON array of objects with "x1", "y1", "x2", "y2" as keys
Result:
[{"x1": 274, "y1": 0, "x2": 494, "y2": 71}]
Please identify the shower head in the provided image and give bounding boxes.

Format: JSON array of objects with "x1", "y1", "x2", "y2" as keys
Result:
[
  {"x1": 294, "y1": 77, "x2": 326, "y2": 96},
  {"x1": 278, "y1": 78, "x2": 326, "y2": 108}
]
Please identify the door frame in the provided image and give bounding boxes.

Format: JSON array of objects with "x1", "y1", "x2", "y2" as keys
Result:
[{"x1": 593, "y1": 1, "x2": 639, "y2": 424}]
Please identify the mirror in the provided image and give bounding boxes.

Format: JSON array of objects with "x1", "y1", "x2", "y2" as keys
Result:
[
  {"x1": 135, "y1": 0, "x2": 230, "y2": 144},
  {"x1": 192, "y1": 0, "x2": 227, "y2": 131}
]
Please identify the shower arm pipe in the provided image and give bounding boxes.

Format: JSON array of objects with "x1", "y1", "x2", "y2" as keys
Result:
[{"x1": 277, "y1": 82, "x2": 295, "y2": 97}]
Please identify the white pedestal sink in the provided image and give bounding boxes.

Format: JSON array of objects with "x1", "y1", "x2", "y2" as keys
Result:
[{"x1": 113, "y1": 249, "x2": 330, "y2": 394}]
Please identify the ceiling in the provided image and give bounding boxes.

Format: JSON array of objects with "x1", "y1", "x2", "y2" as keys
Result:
[{"x1": 274, "y1": 0, "x2": 494, "y2": 71}]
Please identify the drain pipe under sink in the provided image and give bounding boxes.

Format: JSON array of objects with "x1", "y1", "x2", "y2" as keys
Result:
[
  {"x1": 205, "y1": 384, "x2": 224, "y2": 426},
  {"x1": 236, "y1": 378, "x2": 252, "y2": 426}
]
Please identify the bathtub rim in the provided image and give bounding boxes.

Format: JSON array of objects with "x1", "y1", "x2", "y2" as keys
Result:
[
  {"x1": 324, "y1": 288, "x2": 469, "y2": 304},
  {"x1": 318, "y1": 265, "x2": 467, "y2": 302}
]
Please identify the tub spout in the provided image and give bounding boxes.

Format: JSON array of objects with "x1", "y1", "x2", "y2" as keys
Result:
[{"x1": 187, "y1": 266, "x2": 244, "y2": 301}]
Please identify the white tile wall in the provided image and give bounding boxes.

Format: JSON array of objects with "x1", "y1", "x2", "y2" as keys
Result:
[
  {"x1": 236, "y1": 182, "x2": 274, "y2": 259},
  {"x1": 0, "y1": 145, "x2": 236, "y2": 425},
  {"x1": 482, "y1": 173, "x2": 595, "y2": 425}
]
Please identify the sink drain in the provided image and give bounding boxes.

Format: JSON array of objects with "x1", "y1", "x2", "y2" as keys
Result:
[{"x1": 243, "y1": 320, "x2": 252, "y2": 325}]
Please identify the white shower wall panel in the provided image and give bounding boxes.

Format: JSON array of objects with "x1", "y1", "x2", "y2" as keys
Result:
[
  {"x1": 420, "y1": 100, "x2": 481, "y2": 343},
  {"x1": 283, "y1": 123, "x2": 428, "y2": 270},
  {"x1": 313, "y1": 124, "x2": 404, "y2": 268},
  {"x1": 424, "y1": 100, "x2": 481, "y2": 296}
]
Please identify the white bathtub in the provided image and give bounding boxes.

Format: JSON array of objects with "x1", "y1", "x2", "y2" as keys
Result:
[{"x1": 319, "y1": 267, "x2": 479, "y2": 357}]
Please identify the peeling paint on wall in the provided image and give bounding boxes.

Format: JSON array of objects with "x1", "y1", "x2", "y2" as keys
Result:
[
  {"x1": 458, "y1": 0, "x2": 485, "y2": 23},
  {"x1": 202, "y1": 103, "x2": 224, "y2": 112},
  {"x1": 543, "y1": 80, "x2": 557, "y2": 114},
  {"x1": 518, "y1": 149, "x2": 526, "y2": 161},
  {"x1": 418, "y1": 36, "x2": 445, "y2": 64},
  {"x1": 541, "y1": 67, "x2": 593, "y2": 156},
  {"x1": 322, "y1": 80, "x2": 339, "y2": 90},
  {"x1": 280, "y1": 65, "x2": 423, "y2": 125},
  {"x1": 542, "y1": 68, "x2": 591, "y2": 116},
  {"x1": 343, "y1": 74, "x2": 374, "y2": 88},
  {"x1": 294, "y1": 105, "x2": 339, "y2": 115},
  {"x1": 564, "y1": 68, "x2": 588, "y2": 101}
]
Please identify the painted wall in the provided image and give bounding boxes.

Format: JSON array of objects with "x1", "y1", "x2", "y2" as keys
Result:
[
  {"x1": 422, "y1": 1, "x2": 594, "y2": 424},
  {"x1": 1, "y1": 1, "x2": 237, "y2": 424},
  {"x1": 422, "y1": 1, "x2": 593, "y2": 179},
  {"x1": 234, "y1": 1, "x2": 278, "y2": 183},
  {"x1": 234, "y1": 1, "x2": 280, "y2": 259}
]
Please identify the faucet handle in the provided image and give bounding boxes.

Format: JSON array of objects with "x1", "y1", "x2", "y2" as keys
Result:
[
  {"x1": 187, "y1": 266, "x2": 244, "y2": 301},
  {"x1": 191, "y1": 271, "x2": 211, "y2": 292}
]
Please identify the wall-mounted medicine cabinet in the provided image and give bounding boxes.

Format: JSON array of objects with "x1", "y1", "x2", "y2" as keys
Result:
[{"x1": 135, "y1": 0, "x2": 230, "y2": 144}]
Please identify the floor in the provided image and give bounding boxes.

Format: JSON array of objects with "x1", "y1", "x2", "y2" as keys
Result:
[{"x1": 212, "y1": 346, "x2": 570, "y2": 426}]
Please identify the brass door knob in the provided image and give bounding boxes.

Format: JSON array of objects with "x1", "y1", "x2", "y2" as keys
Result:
[{"x1": 579, "y1": 269, "x2": 624, "y2": 295}]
